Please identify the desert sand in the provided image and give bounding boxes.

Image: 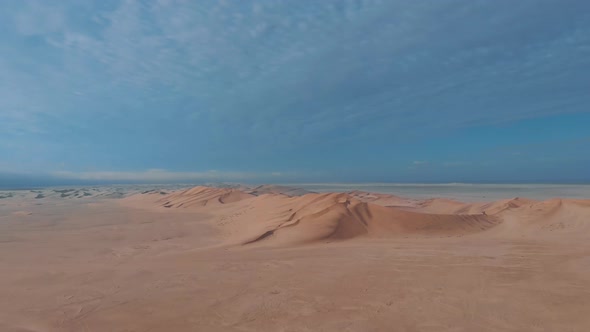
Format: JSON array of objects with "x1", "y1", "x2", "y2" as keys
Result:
[{"x1": 1, "y1": 185, "x2": 590, "y2": 331}]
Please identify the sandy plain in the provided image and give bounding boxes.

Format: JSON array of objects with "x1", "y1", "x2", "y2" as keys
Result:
[{"x1": 1, "y1": 185, "x2": 589, "y2": 331}]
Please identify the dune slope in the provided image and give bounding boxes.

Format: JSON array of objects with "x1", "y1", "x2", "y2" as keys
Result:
[{"x1": 154, "y1": 186, "x2": 254, "y2": 208}]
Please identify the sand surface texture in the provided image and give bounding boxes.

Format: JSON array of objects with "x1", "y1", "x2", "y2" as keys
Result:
[{"x1": 1, "y1": 185, "x2": 590, "y2": 331}]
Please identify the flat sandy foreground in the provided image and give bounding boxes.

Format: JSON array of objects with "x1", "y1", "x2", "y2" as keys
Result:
[{"x1": 1, "y1": 185, "x2": 590, "y2": 332}]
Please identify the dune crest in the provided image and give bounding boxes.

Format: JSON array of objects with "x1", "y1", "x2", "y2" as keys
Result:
[{"x1": 232, "y1": 193, "x2": 500, "y2": 246}]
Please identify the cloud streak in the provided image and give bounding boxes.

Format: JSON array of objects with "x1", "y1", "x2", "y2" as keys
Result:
[{"x1": 51, "y1": 169, "x2": 283, "y2": 182}]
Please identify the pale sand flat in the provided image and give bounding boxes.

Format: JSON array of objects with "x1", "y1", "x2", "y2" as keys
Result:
[{"x1": 1, "y1": 186, "x2": 589, "y2": 331}]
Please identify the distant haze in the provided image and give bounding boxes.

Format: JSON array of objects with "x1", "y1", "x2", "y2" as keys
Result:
[{"x1": 293, "y1": 183, "x2": 590, "y2": 201}]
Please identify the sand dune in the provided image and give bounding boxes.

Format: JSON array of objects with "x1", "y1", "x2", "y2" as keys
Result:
[
  {"x1": 145, "y1": 186, "x2": 590, "y2": 245},
  {"x1": 227, "y1": 193, "x2": 501, "y2": 246},
  {"x1": 347, "y1": 190, "x2": 419, "y2": 208},
  {"x1": 123, "y1": 186, "x2": 590, "y2": 247},
  {"x1": 413, "y1": 197, "x2": 537, "y2": 215},
  {"x1": 481, "y1": 198, "x2": 590, "y2": 236},
  {"x1": 153, "y1": 186, "x2": 254, "y2": 208},
  {"x1": 244, "y1": 184, "x2": 311, "y2": 197}
]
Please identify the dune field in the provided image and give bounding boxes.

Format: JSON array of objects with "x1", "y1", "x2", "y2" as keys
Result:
[{"x1": 1, "y1": 185, "x2": 590, "y2": 331}]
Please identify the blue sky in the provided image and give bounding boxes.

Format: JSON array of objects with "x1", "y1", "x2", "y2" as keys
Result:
[{"x1": 1, "y1": 0, "x2": 589, "y2": 185}]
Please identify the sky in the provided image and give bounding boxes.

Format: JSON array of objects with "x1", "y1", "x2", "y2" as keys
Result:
[{"x1": 1, "y1": 0, "x2": 590, "y2": 186}]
